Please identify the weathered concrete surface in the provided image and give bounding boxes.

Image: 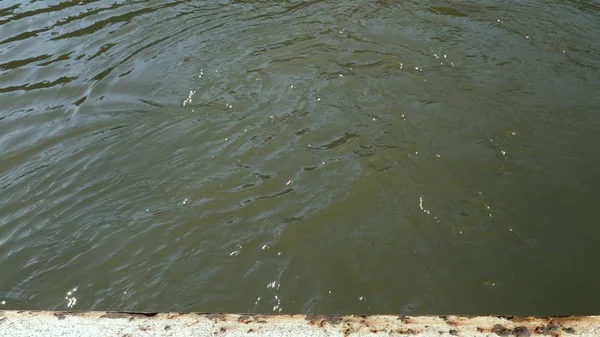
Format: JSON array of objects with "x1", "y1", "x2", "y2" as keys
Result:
[{"x1": 1, "y1": 311, "x2": 599, "y2": 337}]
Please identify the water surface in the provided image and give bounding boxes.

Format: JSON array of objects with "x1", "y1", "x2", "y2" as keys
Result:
[{"x1": 1, "y1": 0, "x2": 600, "y2": 315}]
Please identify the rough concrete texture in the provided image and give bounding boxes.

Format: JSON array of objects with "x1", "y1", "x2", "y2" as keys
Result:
[{"x1": 1, "y1": 311, "x2": 599, "y2": 336}]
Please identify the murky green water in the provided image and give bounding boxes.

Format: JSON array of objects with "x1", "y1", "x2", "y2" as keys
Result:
[{"x1": 1, "y1": 0, "x2": 600, "y2": 315}]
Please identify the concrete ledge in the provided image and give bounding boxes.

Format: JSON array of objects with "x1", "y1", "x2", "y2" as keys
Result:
[{"x1": 1, "y1": 311, "x2": 599, "y2": 336}]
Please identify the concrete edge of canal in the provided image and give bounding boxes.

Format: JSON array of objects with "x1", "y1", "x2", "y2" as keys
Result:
[{"x1": 1, "y1": 311, "x2": 599, "y2": 336}]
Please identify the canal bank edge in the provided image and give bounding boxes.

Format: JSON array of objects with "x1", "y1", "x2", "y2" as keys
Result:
[{"x1": 1, "y1": 311, "x2": 599, "y2": 336}]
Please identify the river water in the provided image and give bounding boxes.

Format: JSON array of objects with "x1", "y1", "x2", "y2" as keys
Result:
[{"x1": 1, "y1": 0, "x2": 600, "y2": 315}]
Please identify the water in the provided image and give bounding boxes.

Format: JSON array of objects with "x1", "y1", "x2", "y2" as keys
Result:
[{"x1": 1, "y1": 0, "x2": 600, "y2": 316}]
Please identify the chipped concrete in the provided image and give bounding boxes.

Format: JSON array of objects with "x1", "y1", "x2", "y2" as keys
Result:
[{"x1": 1, "y1": 311, "x2": 599, "y2": 336}]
